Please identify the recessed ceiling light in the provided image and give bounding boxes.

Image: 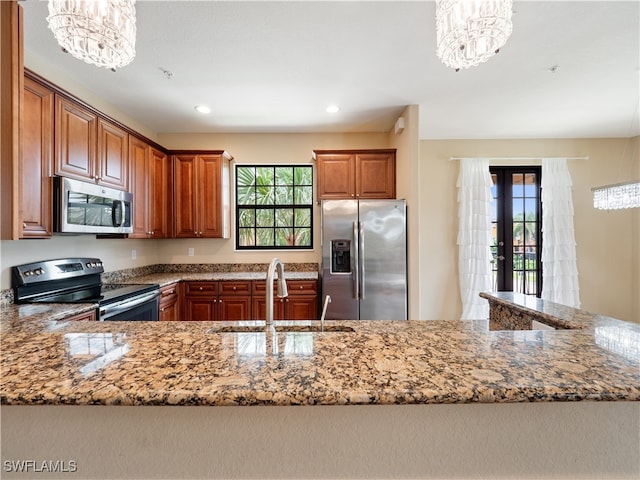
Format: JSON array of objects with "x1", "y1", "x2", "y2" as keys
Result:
[
  {"x1": 326, "y1": 104, "x2": 340, "y2": 114},
  {"x1": 194, "y1": 105, "x2": 211, "y2": 114}
]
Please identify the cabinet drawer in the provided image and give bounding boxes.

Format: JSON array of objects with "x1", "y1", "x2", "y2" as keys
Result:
[
  {"x1": 185, "y1": 282, "x2": 218, "y2": 296},
  {"x1": 252, "y1": 280, "x2": 272, "y2": 295},
  {"x1": 159, "y1": 283, "x2": 179, "y2": 304},
  {"x1": 252, "y1": 279, "x2": 317, "y2": 295},
  {"x1": 65, "y1": 310, "x2": 97, "y2": 321},
  {"x1": 286, "y1": 280, "x2": 318, "y2": 295},
  {"x1": 219, "y1": 281, "x2": 251, "y2": 296}
]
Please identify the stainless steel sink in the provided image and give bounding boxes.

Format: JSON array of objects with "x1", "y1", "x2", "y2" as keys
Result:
[{"x1": 208, "y1": 324, "x2": 355, "y2": 334}]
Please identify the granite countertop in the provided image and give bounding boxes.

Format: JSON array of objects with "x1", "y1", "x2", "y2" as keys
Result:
[
  {"x1": 122, "y1": 271, "x2": 319, "y2": 288},
  {"x1": 1, "y1": 292, "x2": 639, "y2": 406}
]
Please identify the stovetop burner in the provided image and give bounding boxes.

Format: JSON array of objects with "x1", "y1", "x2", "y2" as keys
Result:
[{"x1": 11, "y1": 258, "x2": 158, "y2": 307}]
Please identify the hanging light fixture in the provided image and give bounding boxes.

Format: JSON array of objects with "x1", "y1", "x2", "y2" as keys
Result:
[
  {"x1": 436, "y1": 0, "x2": 513, "y2": 71},
  {"x1": 592, "y1": 181, "x2": 640, "y2": 210},
  {"x1": 47, "y1": 0, "x2": 137, "y2": 71}
]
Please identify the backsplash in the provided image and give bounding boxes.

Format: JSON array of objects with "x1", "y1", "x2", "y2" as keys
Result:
[{"x1": 2, "y1": 263, "x2": 320, "y2": 306}]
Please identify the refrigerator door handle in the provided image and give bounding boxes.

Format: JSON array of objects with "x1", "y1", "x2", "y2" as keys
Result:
[
  {"x1": 352, "y1": 221, "x2": 359, "y2": 300},
  {"x1": 359, "y1": 221, "x2": 365, "y2": 300}
]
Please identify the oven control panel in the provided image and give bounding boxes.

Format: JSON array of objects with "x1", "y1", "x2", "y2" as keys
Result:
[{"x1": 12, "y1": 258, "x2": 105, "y2": 286}]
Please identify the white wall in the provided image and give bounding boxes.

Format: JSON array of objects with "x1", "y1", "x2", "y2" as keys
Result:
[
  {"x1": 389, "y1": 106, "x2": 421, "y2": 319},
  {"x1": 419, "y1": 137, "x2": 640, "y2": 323},
  {"x1": 2, "y1": 403, "x2": 638, "y2": 479}
]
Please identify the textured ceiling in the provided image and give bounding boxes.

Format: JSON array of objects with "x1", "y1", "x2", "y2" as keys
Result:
[{"x1": 21, "y1": 1, "x2": 640, "y2": 139}]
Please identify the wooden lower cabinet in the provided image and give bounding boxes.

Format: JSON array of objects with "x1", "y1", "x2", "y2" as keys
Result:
[
  {"x1": 284, "y1": 296, "x2": 318, "y2": 320},
  {"x1": 252, "y1": 279, "x2": 318, "y2": 320},
  {"x1": 183, "y1": 281, "x2": 252, "y2": 321},
  {"x1": 180, "y1": 279, "x2": 318, "y2": 321},
  {"x1": 65, "y1": 310, "x2": 97, "y2": 321},
  {"x1": 159, "y1": 283, "x2": 180, "y2": 321}
]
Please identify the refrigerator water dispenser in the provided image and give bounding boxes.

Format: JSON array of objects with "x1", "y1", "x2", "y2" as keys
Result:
[{"x1": 331, "y1": 240, "x2": 351, "y2": 273}]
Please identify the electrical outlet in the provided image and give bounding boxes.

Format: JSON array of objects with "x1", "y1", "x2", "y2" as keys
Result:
[
  {"x1": 131, "y1": 249, "x2": 137, "y2": 260},
  {"x1": 188, "y1": 247, "x2": 194, "y2": 257}
]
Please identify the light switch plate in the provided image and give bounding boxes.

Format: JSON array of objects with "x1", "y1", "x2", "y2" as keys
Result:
[{"x1": 188, "y1": 247, "x2": 195, "y2": 257}]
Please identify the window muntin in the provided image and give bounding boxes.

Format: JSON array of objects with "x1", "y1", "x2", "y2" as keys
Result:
[
  {"x1": 490, "y1": 166, "x2": 542, "y2": 296},
  {"x1": 236, "y1": 165, "x2": 313, "y2": 250}
]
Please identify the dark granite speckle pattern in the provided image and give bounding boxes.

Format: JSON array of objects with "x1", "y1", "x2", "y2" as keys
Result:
[{"x1": 1, "y1": 290, "x2": 639, "y2": 406}]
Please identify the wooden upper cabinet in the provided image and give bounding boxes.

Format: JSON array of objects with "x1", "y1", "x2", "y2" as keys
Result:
[
  {"x1": 55, "y1": 95, "x2": 97, "y2": 180},
  {"x1": 315, "y1": 149, "x2": 396, "y2": 200},
  {"x1": 149, "y1": 147, "x2": 170, "y2": 238},
  {"x1": 55, "y1": 94, "x2": 128, "y2": 190},
  {"x1": 20, "y1": 76, "x2": 54, "y2": 238},
  {"x1": 356, "y1": 151, "x2": 396, "y2": 199},
  {"x1": 97, "y1": 117, "x2": 128, "y2": 190},
  {"x1": 129, "y1": 136, "x2": 150, "y2": 238},
  {"x1": 173, "y1": 153, "x2": 230, "y2": 239},
  {"x1": 315, "y1": 153, "x2": 355, "y2": 199},
  {"x1": 129, "y1": 137, "x2": 169, "y2": 239}
]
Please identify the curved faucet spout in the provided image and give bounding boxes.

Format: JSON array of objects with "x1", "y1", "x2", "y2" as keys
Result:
[{"x1": 266, "y1": 258, "x2": 288, "y2": 327}]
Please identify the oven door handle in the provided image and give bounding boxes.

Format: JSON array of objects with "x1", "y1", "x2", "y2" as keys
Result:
[{"x1": 100, "y1": 290, "x2": 160, "y2": 321}]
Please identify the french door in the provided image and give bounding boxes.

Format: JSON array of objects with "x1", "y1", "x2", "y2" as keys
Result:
[{"x1": 490, "y1": 166, "x2": 542, "y2": 296}]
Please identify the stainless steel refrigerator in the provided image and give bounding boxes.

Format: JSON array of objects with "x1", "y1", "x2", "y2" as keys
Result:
[{"x1": 321, "y1": 199, "x2": 407, "y2": 320}]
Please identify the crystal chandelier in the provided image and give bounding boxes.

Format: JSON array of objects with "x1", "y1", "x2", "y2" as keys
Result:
[
  {"x1": 592, "y1": 181, "x2": 640, "y2": 210},
  {"x1": 436, "y1": 0, "x2": 513, "y2": 71},
  {"x1": 47, "y1": 0, "x2": 137, "y2": 71}
]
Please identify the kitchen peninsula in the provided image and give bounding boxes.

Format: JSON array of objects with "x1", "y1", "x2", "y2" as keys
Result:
[{"x1": 1, "y1": 289, "x2": 639, "y2": 478}]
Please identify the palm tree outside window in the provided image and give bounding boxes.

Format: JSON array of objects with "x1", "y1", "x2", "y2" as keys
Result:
[
  {"x1": 490, "y1": 166, "x2": 542, "y2": 296},
  {"x1": 236, "y1": 165, "x2": 313, "y2": 250}
]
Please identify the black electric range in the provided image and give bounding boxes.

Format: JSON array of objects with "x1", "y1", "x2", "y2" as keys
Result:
[{"x1": 12, "y1": 258, "x2": 160, "y2": 321}]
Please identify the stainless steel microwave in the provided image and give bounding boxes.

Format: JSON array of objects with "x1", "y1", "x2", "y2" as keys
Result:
[{"x1": 53, "y1": 176, "x2": 133, "y2": 234}]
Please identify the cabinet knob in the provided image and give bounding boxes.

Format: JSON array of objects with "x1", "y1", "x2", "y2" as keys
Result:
[
  {"x1": 199, "y1": 287, "x2": 203, "y2": 291},
  {"x1": 299, "y1": 285, "x2": 304, "y2": 290},
  {"x1": 22, "y1": 222, "x2": 27, "y2": 228},
  {"x1": 160, "y1": 307, "x2": 166, "y2": 312},
  {"x1": 232, "y1": 286, "x2": 237, "y2": 291}
]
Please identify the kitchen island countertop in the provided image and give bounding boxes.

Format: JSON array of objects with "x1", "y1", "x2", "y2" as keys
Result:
[{"x1": 1, "y1": 292, "x2": 639, "y2": 406}]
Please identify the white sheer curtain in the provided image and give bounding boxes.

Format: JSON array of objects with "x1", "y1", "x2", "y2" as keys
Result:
[
  {"x1": 541, "y1": 158, "x2": 580, "y2": 308},
  {"x1": 457, "y1": 158, "x2": 493, "y2": 319}
]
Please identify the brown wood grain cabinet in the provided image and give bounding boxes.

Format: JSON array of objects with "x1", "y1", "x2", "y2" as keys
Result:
[
  {"x1": 183, "y1": 281, "x2": 218, "y2": 321},
  {"x1": 252, "y1": 279, "x2": 318, "y2": 320},
  {"x1": 97, "y1": 117, "x2": 128, "y2": 190},
  {"x1": 159, "y1": 283, "x2": 180, "y2": 321},
  {"x1": 314, "y1": 149, "x2": 396, "y2": 200},
  {"x1": 129, "y1": 136, "x2": 169, "y2": 238},
  {"x1": 64, "y1": 310, "x2": 97, "y2": 321},
  {"x1": 20, "y1": 75, "x2": 53, "y2": 238},
  {"x1": 218, "y1": 281, "x2": 252, "y2": 321},
  {"x1": 173, "y1": 153, "x2": 230, "y2": 239},
  {"x1": 183, "y1": 281, "x2": 251, "y2": 321},
  {"x1": 55, "y1": 95, "x2": 129, "y2": 190},
  {"x1": 283, "y1": 280, "x2": 319, "y2": 320}
]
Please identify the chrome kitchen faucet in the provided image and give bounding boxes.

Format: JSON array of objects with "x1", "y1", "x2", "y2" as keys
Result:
[{"x1": 265, "y1": 258, "x2": 288, "y2": 328}]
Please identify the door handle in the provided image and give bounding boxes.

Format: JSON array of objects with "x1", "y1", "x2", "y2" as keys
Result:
[
  {"x1": 352, "y1": 221, "x2": 359, "y2": 300},
  {"x1": 359, "y1": 221, "x2": 365, "y2": 300}
]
